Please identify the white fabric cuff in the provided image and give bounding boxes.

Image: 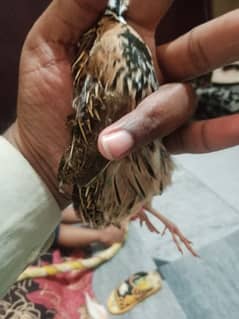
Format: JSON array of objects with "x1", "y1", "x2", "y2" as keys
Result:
[{"x1": 0, "y1": 137, "x2": 61, "y2": 297}]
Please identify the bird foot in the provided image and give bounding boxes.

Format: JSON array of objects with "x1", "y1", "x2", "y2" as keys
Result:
[
  {"x1": 134, "y1": 210, "x2": 160, "y2": 234},
  {"x1": 136, "y1": 205, "x2": 199, "y2": 257},
  {"x1": 160, "y1": 220, "x2": 198, "y2": 257}
]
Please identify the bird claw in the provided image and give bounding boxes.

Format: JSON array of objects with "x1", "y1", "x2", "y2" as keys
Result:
[
  {"x1": 134, "y1": 210, "x2": 160, "y2": 234},
  {"x1": 133, "y1": 207, "x2": 198, "y2": 257},
  {"x1": 163, "y1": 223, "x2": 199, "y2": 257},
  {"x1": 143, "y1": 205, "x2": 199, "y2": 257}
]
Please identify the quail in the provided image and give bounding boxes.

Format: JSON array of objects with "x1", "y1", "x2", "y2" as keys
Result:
[{"x1": 58, "y1": 0, "x2": 197, "y2": 256}]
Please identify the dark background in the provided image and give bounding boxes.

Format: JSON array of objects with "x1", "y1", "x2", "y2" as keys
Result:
[{"x1": 0, "y1": 0, "x2": 211, "y2": 133}]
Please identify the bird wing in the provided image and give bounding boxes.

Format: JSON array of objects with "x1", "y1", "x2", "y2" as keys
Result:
[{"x1": 58, "y1": 20, "x2": 132, "y2": 188}]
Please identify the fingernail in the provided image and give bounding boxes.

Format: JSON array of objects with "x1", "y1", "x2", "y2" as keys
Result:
[{"x1": 100, "y1": 130, "x2": 134, "y2": 160}]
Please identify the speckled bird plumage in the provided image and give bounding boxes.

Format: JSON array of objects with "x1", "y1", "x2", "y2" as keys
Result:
[{"x1": 58, "y1": 0, "x2": 174, "y2": 228}]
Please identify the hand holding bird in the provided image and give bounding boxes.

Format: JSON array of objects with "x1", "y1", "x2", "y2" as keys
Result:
[{"x1": 5, "y1": 0, "x2": 195, "y2": 208}]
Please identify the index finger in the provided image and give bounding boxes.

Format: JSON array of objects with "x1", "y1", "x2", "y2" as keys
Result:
[
  {"x1": 164, "y1": 114, "x2": 239, "y2": 154},
  {"x1": 98, "y1": 83, "x2": 196, "y2": 160},
  {"x1": 157, "y1": 9, "x2": 239, "y2": 81}
]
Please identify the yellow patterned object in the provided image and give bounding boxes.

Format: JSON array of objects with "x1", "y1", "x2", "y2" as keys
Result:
[
  {"x1": 107, "y1": 271, "x2": 162, "y2": 315},
  {"x1": 18, "y1": 242, "x2": 122, "y2": 281}
]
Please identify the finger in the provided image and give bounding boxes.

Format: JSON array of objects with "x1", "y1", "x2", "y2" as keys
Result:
[
  {"x1": 157, "y1": 9, "x2": 239, "y2": 81},
  {"x1": 26, "y1": 0, "x2": 107, "y2": 46},
  {"x1": 127, "y1": 0, "x2": 173, "y2": 31},
  {"x1": 98, "y1": 83, "x2": 196, "y2": 160},
  {"x1": 165, "y1": 114, "x2": 239, "y2": 154}
]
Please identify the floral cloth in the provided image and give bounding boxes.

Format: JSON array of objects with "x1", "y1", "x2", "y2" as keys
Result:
[{"x1": 0, "y1": 249, "x2": 94, "y2": 319}]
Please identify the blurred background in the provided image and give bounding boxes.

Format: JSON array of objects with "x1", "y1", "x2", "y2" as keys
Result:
[{"x1": 213, "y1": 0, "x2": 238, "y2": 15}]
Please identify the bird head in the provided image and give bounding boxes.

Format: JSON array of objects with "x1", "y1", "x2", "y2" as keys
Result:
[{"x1": 107, "y1": 0, "x2": 130, "y2": 16}]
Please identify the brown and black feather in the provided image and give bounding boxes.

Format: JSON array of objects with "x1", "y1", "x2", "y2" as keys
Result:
[{"x1": 58, "y1": 0, "x2": 174, "y2": 227}]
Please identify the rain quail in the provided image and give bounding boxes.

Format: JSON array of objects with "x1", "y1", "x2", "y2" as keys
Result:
[{"x1": 58, "y1": 0, "x2": 197, "y2": 256}]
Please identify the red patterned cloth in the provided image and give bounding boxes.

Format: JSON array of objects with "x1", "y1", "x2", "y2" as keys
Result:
[{"x1": 0, "y1": 249, "x2": 94, "y2": 318}]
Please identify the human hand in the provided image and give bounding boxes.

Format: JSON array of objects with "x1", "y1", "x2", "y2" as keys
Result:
[
  {"x1": 98, "y1": 6, "x2": 239, "y2": 159},
  {"x1": 4, "y1": 0, "x2": 108, "y2": 207},
  {"x1": 99, "y1": 224, "x2": 127, "y2": 247}
]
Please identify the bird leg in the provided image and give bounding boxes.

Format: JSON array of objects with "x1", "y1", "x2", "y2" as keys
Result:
[
  {"x1": 141, "y1": 205, "x2": 198, "y2": 257},
  {"x1": 132, "y1": 209, "x2": 160, "y2": 234}
]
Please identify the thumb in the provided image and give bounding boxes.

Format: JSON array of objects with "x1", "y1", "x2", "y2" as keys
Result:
[
  {"x1": 25, "y1": 0, "x2": 107, "y2": 46},
  {"x1": 98, "y1": 83, "x2": 197, "y2": 160}
]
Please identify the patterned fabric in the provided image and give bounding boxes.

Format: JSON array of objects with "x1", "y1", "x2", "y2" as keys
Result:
[
  {"x1": 0, "y1": 249, "x2": 94, "y2": 319},
  {"x1": 194, "y1": 67, "x2": 239, "y2": 120},
  {"x1": 196, "y1": 84, "x2": 239, "y2": 119}
]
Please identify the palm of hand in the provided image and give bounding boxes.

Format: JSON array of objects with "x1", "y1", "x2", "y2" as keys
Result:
[{"x1": 18, "y1": 41, "x2": 73, "y2": 179}]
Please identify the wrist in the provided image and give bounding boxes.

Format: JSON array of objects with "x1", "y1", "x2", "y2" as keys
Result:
[
  {"x1": 97, "y1": 229, "x2": 106, "y2": 244},
  {"x1": 4, "y1": 123, "x2": 70, "y2": 208}
]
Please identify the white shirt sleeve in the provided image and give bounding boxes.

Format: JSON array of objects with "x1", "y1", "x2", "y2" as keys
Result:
[{"x1": 0, "y1": 136, "x2": 61, "y2": 297}]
